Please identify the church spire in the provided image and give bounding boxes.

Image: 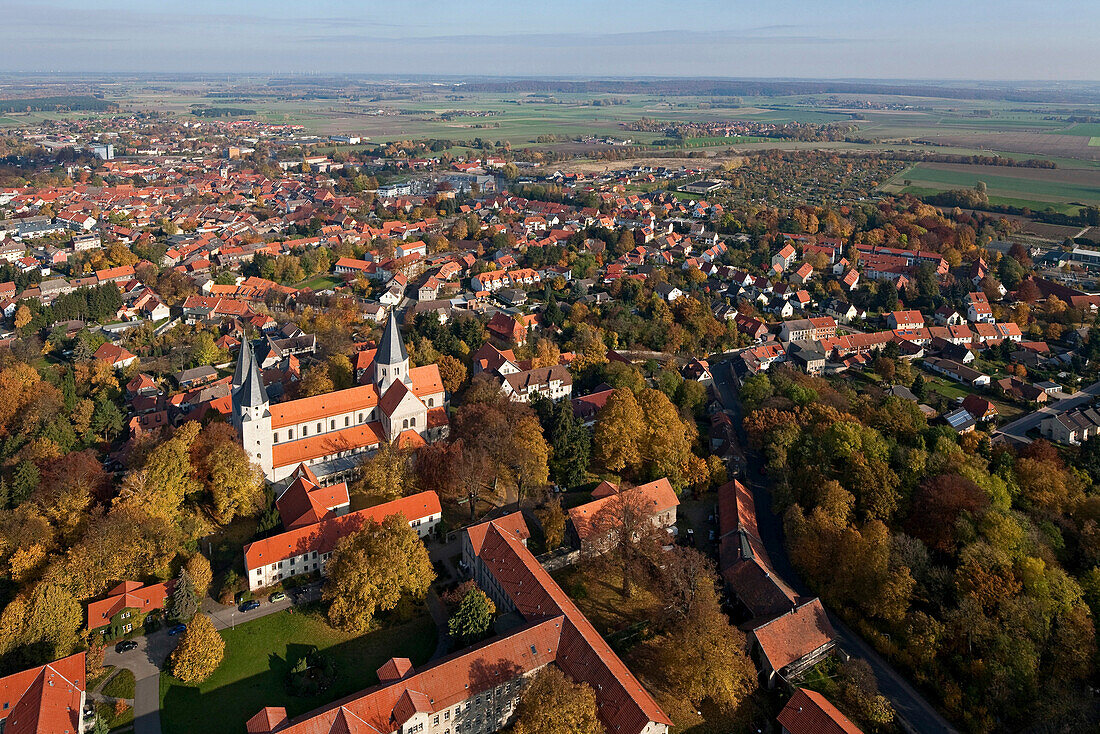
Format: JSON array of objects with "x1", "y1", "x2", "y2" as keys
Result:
[
  {"x1": 376, "y1": 310, "x2": 408, "y2": 365},
  {"x1": 236, "y1": 339, "x2": 268, "y2": 408}
]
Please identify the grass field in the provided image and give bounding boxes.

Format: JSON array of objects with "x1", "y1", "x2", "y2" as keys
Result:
[
  {"x1": 1053, "y1": 123, "x2": 1100, "y2": 137},
  {"x1": 881, "y1": 161, "x2": 1100, "y2": 212},
  {"x1": 159, "y1": 607, "x2": 436, "y2": 734}
]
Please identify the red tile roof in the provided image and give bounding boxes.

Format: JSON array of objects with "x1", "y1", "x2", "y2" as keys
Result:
[
  {"x1": 473, "y1": 515, "x2": 672, "y2": 732},
  {"x1": 777, "y1": 688, "x2": 863, "y2": 734},
  {"x1": 260, "y1": 617, "x2": 565, "y2": 734},
  {"x1": 276, "y1": 476, "x2": 350, "y2": 530},
  {"x1": 87, "y1": 580, "x2": 173, "y2": 630},
  {"x1": 752, "y1": 599, "x2": 836, "y2": 674},
  {"x1": 244, "y1": 491, "x2": 441, "y2": 571},
  {"x1": 270, "y1": 422, "x2": 385, "y2": 470},
  {"x1": 567, "y1": 478, "x2": 678, "y2": 544},
  {"x1": 0, "y1": 652, "x2": 85, "y2": 734}
]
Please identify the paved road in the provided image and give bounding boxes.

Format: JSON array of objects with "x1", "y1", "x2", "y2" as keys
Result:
[
  {"x1": 103, "y1": 630, "x2": 178, "y2": 734},
  {"x1": 994, "y1": 379, "x2": 1100, "y2": 443},
  {"x1": 202, "y1": 583, "x2": 323, "y2": 631},
  {"x1": 711, "y1": 359, "x2": 960, "y2": 734}
]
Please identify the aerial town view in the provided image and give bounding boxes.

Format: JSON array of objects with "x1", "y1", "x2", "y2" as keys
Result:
[{"x1": 1, "y1": 2, "x2": 1100, "y2": 734}]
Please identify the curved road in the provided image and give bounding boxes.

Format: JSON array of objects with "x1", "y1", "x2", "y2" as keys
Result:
[{"x1": 712, "y1": 358, "x2": 960, "y2": 734}]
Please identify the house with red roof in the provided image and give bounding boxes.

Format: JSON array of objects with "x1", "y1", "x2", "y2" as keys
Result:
[
  {"x1": 244, "y1": 480, "x2": 441, "y2": 591},
  {"x1": 92, "y1": 342, "x2": 137, "y2": 370},
  {"x1": 0, "y1": 652, "x2": 86, "y2": 734},
  {"x1": 567, "y1": 478, "x2": 679, "y2": 554},
  {"x1": 87, "y1": 580, "x2": 174, "y2": 639},
  {"x1": 778, "y1": 688, "x2": 863, "y2": 734}
]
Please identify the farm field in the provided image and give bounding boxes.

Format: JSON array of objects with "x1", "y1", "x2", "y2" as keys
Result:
[{"x1": 881, "y1": 162, "x2": 1100, "y2": 212}]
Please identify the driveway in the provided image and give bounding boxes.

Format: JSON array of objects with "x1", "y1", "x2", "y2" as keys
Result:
[
  {"x1": 201, "y1": 583, "x2": 322, "y2": 631},
  {"x1": 711, "y1": 358, "x2": 960, "y2": 734},
  {"x1": 103, "y1": 630, "x2": 178, "y2": 734}
]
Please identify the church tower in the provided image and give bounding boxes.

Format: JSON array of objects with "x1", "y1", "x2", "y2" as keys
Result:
[
  {"x1": 374, "y1": 310, "x2": 410, "y2": 393},
  {"x1": 232, "y1": 340, "x2": 273, "y2": 479}
]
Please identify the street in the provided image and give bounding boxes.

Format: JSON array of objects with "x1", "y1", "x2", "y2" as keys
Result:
[
  {"x1": 994, "y1": 378, "x2": 1100, "y2": 443},
  {"x1": 711, "y1": 359, "x2": 961, "y2": 734}
]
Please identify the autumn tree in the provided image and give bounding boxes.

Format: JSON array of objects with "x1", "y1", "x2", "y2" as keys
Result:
[
  {"x1": 588, "y1": 486, "x2": 664, "y2": 597},
  {"x1": 353, "y1": 441, "x2": 416, "y2": 501},
  {"x1": 323, "y1": 514, "x2": 434, "y2": 633},
  {"x1": 190, "y1": 423, "x2": 265, "y2": 524},
  {"x1": 536, "y1": 496, "x2": 566, "y2": 550},
  {"x1": 656, "y1": 603, "x2": 756, "y2": 715},
  {"x1": 437, "y1": 354, "x2": 467, "y2": 393},
  {"x1": 513, "y1": 666, "x2": 603, "y2": 734},
  {"x1": 446, "y1": 587, "x2": 495, "y2": 644},
  {"x1": 168, "y1": 614, "x2": 224, "y2": 683},
  {"x1": 119, "y1": 421, "x2": 201, "y2": 522},
  {"x1": 593, "y1": 388, "x2": 644, "y2": 473},
  {"x1": 906, "y1": 474, "x2": 989, "y2": 553},
  {"x1": 185, "y1": 553, "x2": 213, "y2": 601},
  {"x1": 299, "y1": 364, "x2": 334, "y2": 397}
]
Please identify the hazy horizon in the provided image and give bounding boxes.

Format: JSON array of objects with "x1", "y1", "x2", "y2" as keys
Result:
[{"x1": 2, "y1": 0, "x2": 1097, "y2": 82}]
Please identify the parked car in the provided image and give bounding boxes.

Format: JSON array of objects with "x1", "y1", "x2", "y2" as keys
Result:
[
  {"x1": 115, "y1": 640, "x2": 138, "y2": 653},
  {"x1": 269, "y1": 592, "x2": 287, "y2": 603},
  {"x1": 167, "y1": 624, "x2": 187, "y2": 636},
  {"x1": 239, "y1": 600, "x2": 261, "y2": 612}
]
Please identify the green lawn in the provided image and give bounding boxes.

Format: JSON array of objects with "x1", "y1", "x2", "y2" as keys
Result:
[
  {"x1": 103, "y1": 668, "x2": 136, "y2": 699},
  {"x1": 160, "y1": 607, "x2": 436, "y2": 734},
  {"x1": 294, "y1": 274, "x2": 340, "y2": 291}
]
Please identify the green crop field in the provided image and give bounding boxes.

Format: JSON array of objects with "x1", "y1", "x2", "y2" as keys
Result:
[
  {"x1": 881, "y1": 162, "x2": 1100, "y2": 211},
  {"x1": 1053, "y1": 123, "x2": 1100, "y2": 137}
]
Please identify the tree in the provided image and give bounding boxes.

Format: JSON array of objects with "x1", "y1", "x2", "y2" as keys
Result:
[
  {"x1": 13, "y1": 305, "x2": 31, "y2": 329},
  {"x1": 299, "y1": 364, "x2": 334, "y2": 397},
  {"x1": 906, "y1": 474, "x2": 990, "y2": 553},
  {"x1": 446, "y1": 587, "x2": 495, "y2": 644},
  {"x1": 537, "y1": 496, "x2": 566, "y2": 550},
  {"x1": 589, "y1": 486, "x2": 664, "y2": 597},
  {"x1": 191, "y1": 423, "x2": 265, "y2": 524},
  {"x1": 655, "y1": 546, "x2": 721, "y2": 626},
  {"x1": 323, "y1": 514, "x2": 434, "y2": 633},
  {"x1": 185, "y1": 553, "x2": 212, "y2": 600},
  {"x1": 168, "y1": 614, "x2": 224, "y2": 683},
  {"x1": 327, "y1": 354, "x2": 354, "y2": 390},
  {"x1": 437, "y1": 354, "x2": 467, "y2": 394},
  {"x1": 657, "y1": 604, "x2": 756, "y2": 714},
  {"x1": 353, "y1": 442, "x2": 415, "y2": 502},
  {"x1": 513, "y1": 666, "x2": 603, "y2": 734},
  {"x1": 593, "y1": 388, "x2": 644, "y2": 473},
  {"x1": 169, "y1": 568, "x2": 198, "y2": 624}
]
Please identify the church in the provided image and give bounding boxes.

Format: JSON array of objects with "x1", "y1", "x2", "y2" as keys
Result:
[{"x1": 232, "y1": 311, "x2": 450, "y2": 483}]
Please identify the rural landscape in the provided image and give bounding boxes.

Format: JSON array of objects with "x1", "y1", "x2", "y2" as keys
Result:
[{"x1": 0, "y1": 2, "x2": 1098, "y2": 734}]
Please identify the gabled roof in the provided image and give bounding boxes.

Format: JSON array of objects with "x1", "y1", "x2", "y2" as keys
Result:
[
  {"x1": 0, "y1": 652, "x2": 85, "y2": 734},
  {"x1": 751, "y1": 598, "x2": 835, "y2": 674},
  {"x1": 567, "y1": 478, "x2": 679, "y2": 544},
  {"x1": 777, "y1": 688, "x2": 863, "y2": 734},
  {"x1": 244, "y1": 491, "x2": 441, "y2": 571}
]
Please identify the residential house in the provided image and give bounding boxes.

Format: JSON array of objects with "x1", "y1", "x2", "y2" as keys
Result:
[
  {"x1": 567, "y1": 479, "x2": 679, "y2": 554},
  {"x1": 501, "y1": 365, "x2": 573, "y2": 403},
  {"x1": 87, "y1": 580, "x2": 173, "y2": 639},
  {"x1": 885, "y1": 310, "x2": 924, "y2": 330},
  {"x1": 0, "y1": 652, "x2": 87, "y2": 734},
  {"x1": 92, "y1": 342, "x2": 137, "y2": 370},
  {"x1": 777, "y1": 688, "x2": 863, "y2": 734}
]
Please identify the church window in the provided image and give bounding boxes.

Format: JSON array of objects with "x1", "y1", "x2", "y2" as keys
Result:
[
  {"x1": 330, "y1": 420, "x2": 335, "y2": 430},
  {"x1": 302, "y1": 426, "x2": 307, "y2": 436},
  {"x1": 411, "y1": 417, "x2": 416, "y2": 427},
  {"x1": 427, "y1": 398, "x2": 433, "y2": 407},
  {"x1": 345, "y1": 416, "x2": 349, "y2": 427},
  {"x1": 317, "y1": 423, "x2": 322, "y2": 433},
  {"x1": 273, "y1": 433, "x2": 278, "y2": 443},
  {"x1": 288, "y1": 429, "x2": 293, "y2": 439},
  {"x1": 403, "y1": 419, "x2": 409, "y2": 429}
]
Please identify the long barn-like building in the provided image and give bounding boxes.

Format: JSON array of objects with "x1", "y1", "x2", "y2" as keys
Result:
[
  {"x1": 247, "y1": 513, "x2": 671, "y2": 734},
  {"x1": 232, "y1": 311, "x2": 449, "y2": 483}
]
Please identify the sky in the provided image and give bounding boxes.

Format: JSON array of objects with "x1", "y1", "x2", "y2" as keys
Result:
[{"x1": 2, "y1": 0, "x2": 1097, "y2": 80}]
